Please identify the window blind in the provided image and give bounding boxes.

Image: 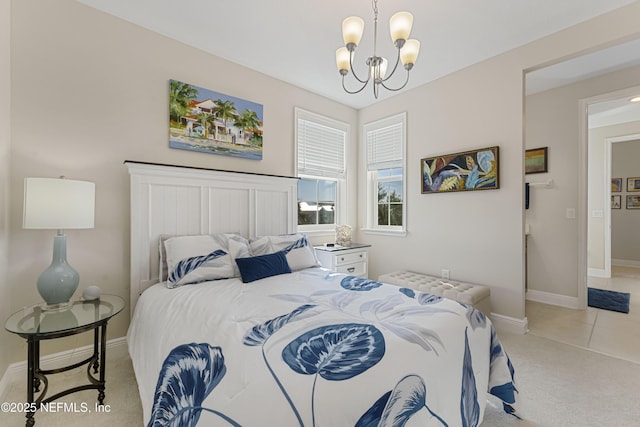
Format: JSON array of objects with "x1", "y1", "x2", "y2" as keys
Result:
[
  {"x1": 366, "y1": 121, "x2": 403, "y2": 171},
  {"x1": 297, "y1": 118, "x2": 346, "y2": 178}
]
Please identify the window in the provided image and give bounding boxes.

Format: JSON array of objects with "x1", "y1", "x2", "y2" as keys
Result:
[
  {"x1": 295, "y1": 108, "x2": 348, "y2": 233},
  {"x1": 298, "y1": 178, "x2": 336, "y2": 225},
  {"x1": 364, "y1": 113, "x2": 406, "y2": 234}
]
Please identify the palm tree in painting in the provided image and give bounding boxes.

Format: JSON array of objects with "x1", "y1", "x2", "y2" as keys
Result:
[
  {"x1": 169, "y1": 80, "x2": 198, "y2": 124},
  {"x1": 212, "y1": 99, "x2": 238, "y2": 135},
  {"x1": 234, "y1": 110, "x2": 261, "y2": 144},
  {"x1": 195, "y1": 112, "x2": 214, "y2": 139}
]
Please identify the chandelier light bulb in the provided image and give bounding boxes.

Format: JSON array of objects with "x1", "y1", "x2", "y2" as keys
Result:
[
  {"x1": 342, "y1": 16, "x2": 365, "y2": 49},
  {"x1": 336, "y1": 47, "x2": 351, "y2": 74},
  {"x1": 379, "y1": 57, "x2": 389, "y2": 80},
  {"x1": 400, "y1": 39, "x2": 420, "y2": 67},
  {"x1": 390, "y1": 11, "x2": 413, "y2": 46}
]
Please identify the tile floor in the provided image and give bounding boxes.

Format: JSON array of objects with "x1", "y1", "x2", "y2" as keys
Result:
[{"x1": 526, "y1": 265, "x2": 640, "y2": 364}]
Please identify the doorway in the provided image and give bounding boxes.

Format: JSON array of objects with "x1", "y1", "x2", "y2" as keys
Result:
[
  {"x1": 524, "y1": 39, "x2": 640, "y2": 315},
  {"x1": 581, "y1": 86, "x2": 640, "y2": 290}
]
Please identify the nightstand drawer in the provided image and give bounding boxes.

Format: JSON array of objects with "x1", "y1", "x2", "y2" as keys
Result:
[
  {"x1": 335, "y1": 251, "x2": 367, "y2": 266},
  {"x1": 336, "y1": 262, "x2": 366, "y2": 276},
  {"x1": 314, "y1": 243, "x2": 371, "y2": 278}
]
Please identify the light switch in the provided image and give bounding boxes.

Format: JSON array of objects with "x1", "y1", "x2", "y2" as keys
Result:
[{"x1": 566, "y1": 208, "x2": 576, "y2": 219}]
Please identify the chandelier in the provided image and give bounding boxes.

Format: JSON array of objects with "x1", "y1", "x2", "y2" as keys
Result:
[{"x1": 335, "y1": 0, "x2": 420, "y2": 99}]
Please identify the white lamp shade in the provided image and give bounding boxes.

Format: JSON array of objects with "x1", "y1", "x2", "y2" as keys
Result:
[
  {"x1": 390, "y1": 11, "x2": 413, "y2": 43},
  {"x1": 23, "y1": 177, "x2": 95, "y2": 229},
  {"x1": 342, "y1": 16, "x2": 365, "y2": 46},
  {"x1": 400, "y1": 39, "x2": 420, "y2": 66},
  {"x1": 336, "y1": 47, "x2": 350, "y2": 72}
]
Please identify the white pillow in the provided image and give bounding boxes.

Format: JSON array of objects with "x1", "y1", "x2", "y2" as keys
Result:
[
  {"x1": 164, "y1": 235, "x2": 237, "y2": 287},
  {"x1": 249, "y1": 233, "x2": 319, "y2": 271},
  {"x1": 225, "y1": 234, "x2": 251, "y2": 276},
  {"x1": 159, "y1": 233, "x2": 250, "y2": 282}
]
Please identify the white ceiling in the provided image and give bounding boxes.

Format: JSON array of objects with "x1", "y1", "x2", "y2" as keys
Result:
[
  {"x1": 525, "y1": 36, "x2": 640, "y2": 128},
  {"x1": 77, "y1": 0, "x2": 638, "y2": 109}
]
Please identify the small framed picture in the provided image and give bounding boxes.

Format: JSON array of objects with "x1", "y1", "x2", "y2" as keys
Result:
[
  {"x1": 525, "y1": 147, "x2": 548, "y2": 174},
  {"x1": 627, "y1": 177, "x2": 640, "y2": 192},
  {"x1": 627, "y1": 195, "x2": 640, "y2": 209},
  {"x1": 611, "y1": 195, "x2": 621, "y2": 209},
  {"x1": 611, "y1": 178, "x2": 622, "y2": 193}
]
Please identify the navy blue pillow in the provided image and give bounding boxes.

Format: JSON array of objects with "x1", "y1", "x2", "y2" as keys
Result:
[{"x1": 235, "y1": 251, "x2": 292, "y2": 283}]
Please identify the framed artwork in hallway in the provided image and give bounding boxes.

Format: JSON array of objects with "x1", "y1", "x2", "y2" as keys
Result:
[
  {"x1": 611, "y1": 178, "x2": 622, "y2": 193},
  {"x1": 627, "y1": 195, "x2": 640, "y2": 209},
  {"x1": 627, "y1": 177, "x2": 640, "y2": 192}
]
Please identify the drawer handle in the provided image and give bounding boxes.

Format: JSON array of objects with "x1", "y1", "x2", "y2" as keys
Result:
[
  {"x1": 347, "y1": 267, "x2": 356, "y2": 273},
  {"x1": 359, "y1": 254, "x2": 363, "y2": 258},
  {"x1": 341, "y1": 257, "x2": 345, "y2": 261}
]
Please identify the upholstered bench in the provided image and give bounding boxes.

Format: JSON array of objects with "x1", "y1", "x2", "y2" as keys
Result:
[{"x1": 378, "y1": 271, "x2": 492, "y2": 316}]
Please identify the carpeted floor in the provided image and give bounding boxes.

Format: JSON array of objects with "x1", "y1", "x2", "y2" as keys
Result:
[{"x1": 4, "y1": 331, "x2": 640, "y2": 426}]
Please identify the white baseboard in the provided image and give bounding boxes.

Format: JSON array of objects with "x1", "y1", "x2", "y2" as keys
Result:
[
  {"x1": 526, "y1": 289, "x2": 579, "y2": 309},
  {"x1": 588, "y1": 268, "x2": 608, "y2": 278},
  {"x1": 612, "y1": 259, "x2": 640, "y2": 268},
  {"x1": 490, "y1": 313, "x2": 529, "y2": 334},
  {"x1": 0, "y1": 336, "x2": 127, "y2": 402}
]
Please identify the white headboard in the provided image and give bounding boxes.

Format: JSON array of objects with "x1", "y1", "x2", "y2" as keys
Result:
[{"x1": 125, "y1": 161, "x2": 299, "y2": 313}]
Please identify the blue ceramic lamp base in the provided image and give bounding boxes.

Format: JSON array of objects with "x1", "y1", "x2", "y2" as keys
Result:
[{"x1": 37, "y1": 233, "x2": 79, "y2": 310}]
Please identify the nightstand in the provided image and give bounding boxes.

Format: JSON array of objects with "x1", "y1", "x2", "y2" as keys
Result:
[
  {"x1": 5, "y1": 295, "x2": 125, "y2": 427},
  {"x1": 314, "y1": 243, "x2": 371, "y2": 278}
]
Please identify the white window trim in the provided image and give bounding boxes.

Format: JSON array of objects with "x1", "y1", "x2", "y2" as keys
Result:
[
  {"x1": 362, "y1": 112, "x2": 407, "y2": 236},
  {"x1": 295, "y1": 108, "x2": 349, "y2": 235}
]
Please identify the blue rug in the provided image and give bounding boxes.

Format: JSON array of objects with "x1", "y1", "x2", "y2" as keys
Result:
[{"x1": 588, "y1": 288, "x2": 630, "y2": 313}]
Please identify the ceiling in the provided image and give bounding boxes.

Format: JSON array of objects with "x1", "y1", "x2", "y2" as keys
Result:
[
  {"x1": 525, "y1": 36, "x2": 640, "y2": 128},
  {"x1": 78, "y1": 0, "x2": 638, "y2": 109}
]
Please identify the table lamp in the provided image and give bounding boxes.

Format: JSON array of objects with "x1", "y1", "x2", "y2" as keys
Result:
[{"x1": 23, "y1": 177, "x2": 95, "y2": 309}]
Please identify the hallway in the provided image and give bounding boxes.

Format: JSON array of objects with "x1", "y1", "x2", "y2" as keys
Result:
[{"x1": 526, "y1": 265, "x2": 640, "y2": 364}]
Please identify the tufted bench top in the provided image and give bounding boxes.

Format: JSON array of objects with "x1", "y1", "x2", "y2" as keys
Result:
[{"x1": 378, "y1": 271, "x2": 491, "y2": 315}]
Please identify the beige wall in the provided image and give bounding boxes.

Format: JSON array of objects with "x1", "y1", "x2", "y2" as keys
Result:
[
  {"x1": 1, "y1": 0, "x2": 11, "y2": 381},
  {"x1": 6, "y1": 0, "x2": 357, "y2": 363},
  {"x1": 526, "y1": 65, "x2": 640, "y2": 297},
  {"x1": 358, "y1": 2, "x2": 640, "y2": 319},
  {"x1": 358, "y1": 58, "x2": 525, "y2": 319}
]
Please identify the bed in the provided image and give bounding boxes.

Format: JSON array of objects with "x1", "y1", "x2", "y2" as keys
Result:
[{"x1": 125, "y1": 161, "x2": 519, "y2": 426}]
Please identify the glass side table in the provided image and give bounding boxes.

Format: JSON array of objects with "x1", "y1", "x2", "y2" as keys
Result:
[{"x1": 5, "y1": 294, "x2": 125, "y2": 427}]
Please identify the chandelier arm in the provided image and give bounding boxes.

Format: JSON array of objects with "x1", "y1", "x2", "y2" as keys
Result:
[
  {"x1": 342, "y1": 75, "x2": 370, "y2": 95},
  {"x1": 348, "y1": 51, "x2": 370, "y2": 84},
  {"x1": 381, "y1": 48, "x2": 402, "y2": 83},
  {"x1": 379, "y1": 69, "x2": 410, "y2": 92}
]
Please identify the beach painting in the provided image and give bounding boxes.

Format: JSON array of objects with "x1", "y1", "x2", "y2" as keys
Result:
[{"x1": 169, "y1": 79, "x2": 263, "y2": 160}]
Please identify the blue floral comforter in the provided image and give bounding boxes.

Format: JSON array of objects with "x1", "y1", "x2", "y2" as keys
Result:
[{"x1": 127, "y1": 268, "x2": 518, "y2": 426}]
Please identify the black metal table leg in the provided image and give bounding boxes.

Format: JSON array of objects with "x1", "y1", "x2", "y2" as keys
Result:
[
  {"x1": 26, "y1": 337, "x2": 36, "y2": 427},
  {"x1": 98, "y1": 323, "x2": 107, "y2": 404},
  {"x1": 92, "y1": 327, "x2": 100, "y2": 374}
]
